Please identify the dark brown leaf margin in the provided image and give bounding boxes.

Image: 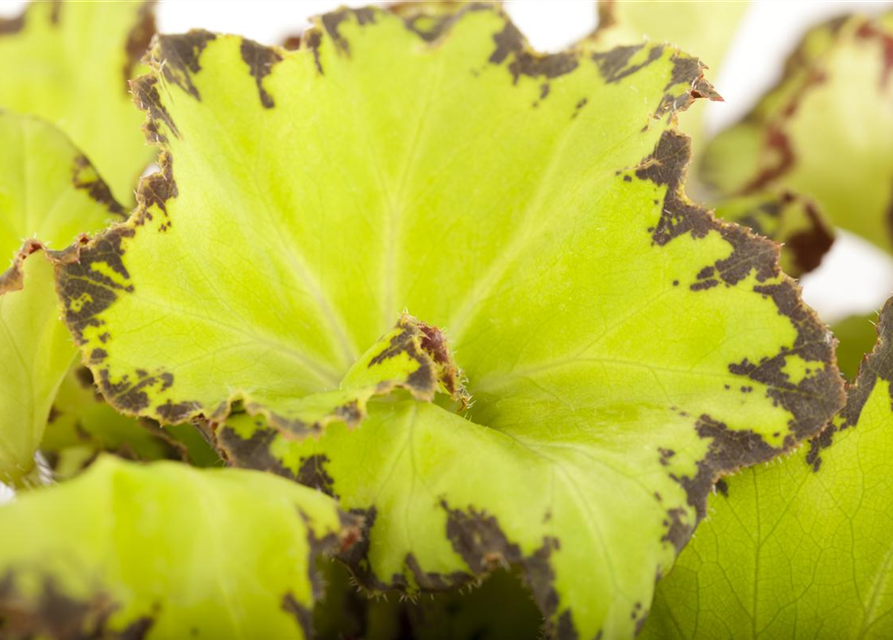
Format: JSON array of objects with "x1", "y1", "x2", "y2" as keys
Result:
[
  {"x1": 715, "y1": 190, "x2": 835, "y2": 277},
  {"x1": 807, "y1": 297, "x2": 893, "y2": 472}
]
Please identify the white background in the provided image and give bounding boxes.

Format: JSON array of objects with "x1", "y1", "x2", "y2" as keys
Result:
[{"x1": 2, "y1": 0, "x2": 892, "y2": 323}]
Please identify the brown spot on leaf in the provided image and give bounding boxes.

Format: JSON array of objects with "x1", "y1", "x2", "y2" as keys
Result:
[
  {"x1": 136, "y1": 153, "x2": 178, "y2": 222},
  {"x1": 673, "y1": 415, "x2": 780, "y2": 523},
  {"x1": 0, "y1": 11, "x2": 25, "y2": 35},
  {"x1": 57, "y1": 225, "x2": 135, "y2": 344},
  {"x1": 155, "y1": 30, "x2": 216, "y2": 100},
  {"x1": 239, "y1": 38, "x2": 283, "y2": 108},
  {"x1": 489, "y1": 20, "x2": 578, "y2": 85},
  {"x1": 304, "y1": 30, "x2": 323, "y2": 74},
  {"x1": 592, "y1": 44, "x2": 662, "y2": 84},
  {"x1": 96, "y1": 368, "x2": 177, "y2": 414},
  {"x1": 856, "y1": 20, "x2": 893, "y2": 89},
  {"x1": 296, "y1": 454, "x2": 336, "y2": 497},
  {"x1": 808, "y1": 297, "x2": 893, "y2": 471},
  {"x1": 0, "y1": 572, "x2": 149, "y2": 639},
  {"x1": 321, "y1": 7, "x2": 376, "y2": 55},
  {"x1": 131, "y1": 75, "x2": 179, "y2": 143},
  {"x1": 155, "y1": 400, "x2": 201, "y2": 423},
  {"x1": 281, "y1": 592, "x2": 313, "y2": 638},
  {"x1": 392, "y1": 2, "x2": 488, "y2": 43},
  {"x1": 215, "y1": 422, "x2": 302, "y2": 483}
]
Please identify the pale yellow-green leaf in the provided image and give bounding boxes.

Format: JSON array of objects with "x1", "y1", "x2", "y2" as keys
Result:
[
  {"x1": 0, "y1": 1, "x2": 156, "y2": 203},
  {"x1": 0, "y1": 455, "x2": 352, "y2": 639},
  {"x1": 0, "y1": 111, "x2": 124, "y2": 485}
]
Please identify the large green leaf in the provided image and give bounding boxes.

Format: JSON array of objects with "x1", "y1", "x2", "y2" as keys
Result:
[
  {"x1": 701, "y1": 11, "x2": 893, "y2": 254},
  {"x1": 0, "y1": 0, "x2": 156, "y2": 203},
  {"x1": 642, "y1": 297, "x2": 893, "y2": 639},
  {"x1": 57, "y1": 4, "x2": 844, "y2": 636},
  {"x1": 0, "y1": 111, "x2": 125, "y2": 485},
  {"x1": 0, "y1": 455, "x2": 355, "y2": 639}
]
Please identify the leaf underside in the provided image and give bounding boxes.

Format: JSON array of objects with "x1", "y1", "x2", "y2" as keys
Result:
[
  {"x1": 57, "y1": 4, "x2": 843, "y2": 638},
  {"x1": 643, "y1": 296, "x2": 893, "y2": 639}
]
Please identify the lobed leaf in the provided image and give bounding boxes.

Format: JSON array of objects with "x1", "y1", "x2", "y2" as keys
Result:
[
  {"x1": 49, "y1": 4, "x2": 841, "y2": 637},
  {"x1": 0, "y1": 1, "x2": 157, "y2": 204},
  {"x1": 701, "y1": 11, "x2": 893, "y2": 254},
  {"x1": 0, "y1": 111, "x2": 125, "y2": 485},
  {"x1": 643, "y1": 296, "x2": 893, "y2": 639},
  {"x1": 0, "y1": 455, "x2": 355, "y2": 639}
]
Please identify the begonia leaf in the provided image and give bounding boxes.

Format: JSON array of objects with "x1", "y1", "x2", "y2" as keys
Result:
[
  {"x1": 701, "y1": 12, "x2": 893, "y2": 254},
  {"x1": 643, "y1": 296, "x2": 893, "y2": 639},
  {"x1": 0, "y1": 455, "x2": 354, "y2": 639},
  {"x1": 50, "y1": 5, "x2": 847, "y2": 637},
  {"x1": 0, "y1": 1, "x2": 157, "y2": 203},
  {"x1": 0, "y1": 111, "x2": 124, "y2": 485}
]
